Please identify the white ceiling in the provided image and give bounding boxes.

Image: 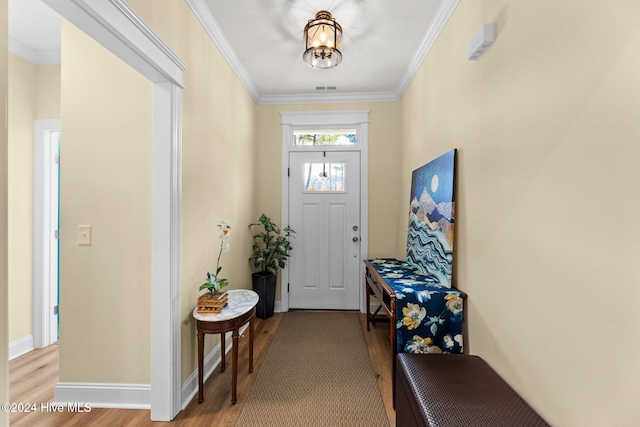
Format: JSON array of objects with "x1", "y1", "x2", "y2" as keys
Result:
[
  {"x1": 8, "y1": 0, "x2": 61, "y2": 64},
  {"x1": 8, "y1": 0, "x2": 459, "y2": 104}
]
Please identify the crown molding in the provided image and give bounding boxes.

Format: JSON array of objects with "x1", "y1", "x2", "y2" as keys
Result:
[
  {"x1": 185, "y1": 0, "x2": 260, "y2": 102},
  {"x1": 394, "y1": 0, "x2": 460, "y2": 100},
  {"x1": 36, "y1": 50, "x2": 61, "y2": 64},
  {"x1": 186, "y1": 0, "x2": 458, "y2": 105},
  {"x1": 9, "y1": 37, "x2": 61, "y2": 64},
  {"x1": 8, "y1": 37, "x2": 37, "y2": 63}
]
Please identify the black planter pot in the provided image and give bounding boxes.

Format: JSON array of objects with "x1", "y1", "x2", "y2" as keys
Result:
[{"x1": 252, "y1": 271, "x2": 277, "y2": 319}]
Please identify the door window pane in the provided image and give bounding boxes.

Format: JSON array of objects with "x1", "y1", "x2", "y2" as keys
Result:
[
  {"x1": 303, "y1": 162, "x2": 346, "y2": 192},
  {"x1": 294, "y1": 130, "x2": 356, "y2": 146}
]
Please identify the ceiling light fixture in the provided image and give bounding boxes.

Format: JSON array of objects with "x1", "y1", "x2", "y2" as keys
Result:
[{"x1": 303, "y1": 11, "x2": 342, "y2": 69}]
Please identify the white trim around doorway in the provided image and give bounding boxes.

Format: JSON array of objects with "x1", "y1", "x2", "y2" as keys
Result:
[
  {"x1": 41, "y1": 0, "x2": 186, "y2": 421},
  {"x1": 32, "y1": 119, "x2": 60, "y2": 350},
  {"x1": 280, "y1": 110, "x2": 370, "y2": 313}
]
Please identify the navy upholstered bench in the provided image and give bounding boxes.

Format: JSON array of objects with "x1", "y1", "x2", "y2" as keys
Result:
[{"x1": 396, "y1": 354, "x2": 550, "y2": 427}]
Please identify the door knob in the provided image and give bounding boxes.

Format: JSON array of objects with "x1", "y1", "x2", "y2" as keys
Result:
[{"x1": 352, "y1": 236, "x2": 359, "y2": 242}]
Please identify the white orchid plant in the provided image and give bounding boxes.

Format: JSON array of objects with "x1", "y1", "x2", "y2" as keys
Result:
[{"x1": 199, "y1": 221, "x2": 231, "y2": 295}]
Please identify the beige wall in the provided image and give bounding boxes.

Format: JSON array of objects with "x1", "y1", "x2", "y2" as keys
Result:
[
  {"x1": 47, "y1": 2, "x2": 640, "y2": 424},
  {"x1": 59, "y1": 0, "x2": 401, "y2": 388},
  {"x1": 8, "y1": 54, "x2": 36, "y2": 343},
  {"x1": 59, "y1": 22, "x2": 152, "y2": 384},
  {"x1": 7, "y1": 54, "x2": 61, "y2": 345},
  {"x1": 1, "y1": 0, "x2": 10, "y2": 423},
  {"x1": 127, "y1": 0, "x2": 258, "y2": 382},
  {"x1": 59, "y1": 0, "x2": 258, "y2": 384},
  {"x1": 400, "y1": 1, "x2": 640, "y2": 426},
  {"x1": 255, "y1": 102, "x2": 403, "y2": 299},
  {"x1": 35, "y1": 64, "x2": 60, "y2": 118}
]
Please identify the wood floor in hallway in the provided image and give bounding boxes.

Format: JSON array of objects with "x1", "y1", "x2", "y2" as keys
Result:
[{"x1": 9, "y1": 312, "x2": 395, "y2": 427}]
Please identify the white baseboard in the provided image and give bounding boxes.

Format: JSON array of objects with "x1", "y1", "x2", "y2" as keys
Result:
[
  {"x1": 51, "y1": 324, "x2": 251, "y2": 411},
  {"x1": 181, "y1": 324, "x2": 249, "y2": 409},
  {"x1": 9, "y1": 335, "x2": 34, "y2": 360},
  {"x1": 54, "y1": 383, "x2": 151, "y2": 409}
]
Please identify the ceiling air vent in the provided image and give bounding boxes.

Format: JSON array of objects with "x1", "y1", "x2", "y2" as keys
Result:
[{"x1": 315, "y1": 85, "x2": 337, "y2": 91}]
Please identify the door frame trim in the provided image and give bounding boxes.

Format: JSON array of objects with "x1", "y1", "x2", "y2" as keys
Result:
[
  {"x1": 280, "y1": 110, "x2": 369, "y2": 313},
  {"x1": 42, "y1": 0, "x2": 186, "y2": 421},
  {"x1": 32, "y1": 119, "x2": 60, "y2": 349}
]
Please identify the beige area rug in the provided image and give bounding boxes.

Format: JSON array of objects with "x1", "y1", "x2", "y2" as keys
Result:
[{"x1": 236, "y1": 311, "x2": 390, "y2": 427}]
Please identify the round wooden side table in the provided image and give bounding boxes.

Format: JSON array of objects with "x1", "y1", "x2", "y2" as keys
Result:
[{"x1": 192, "y1": 289, "x2": 259, "y2": 404}]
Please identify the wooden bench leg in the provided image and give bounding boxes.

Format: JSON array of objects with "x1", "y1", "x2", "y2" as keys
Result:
[
  {"x1": 366, "y1": 282, "x2": 371, "y2": 331},
  {"x1": 392, "y1": 321, "x2": 397, "y2": 408},
  {"x1": 370, "y1": 305, "x2": 383, "y2": 325}
]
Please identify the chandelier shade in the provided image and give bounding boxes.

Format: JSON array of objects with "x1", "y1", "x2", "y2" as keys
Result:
[{"x1": 303, "y1": 11, "x2": 343, "y2": 69}]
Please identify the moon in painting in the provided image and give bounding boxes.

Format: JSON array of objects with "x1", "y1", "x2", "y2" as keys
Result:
[{"x1": 431, "y1": 174, "x2": 439, "y2": 193}]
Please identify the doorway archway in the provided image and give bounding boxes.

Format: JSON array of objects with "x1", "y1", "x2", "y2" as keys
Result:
[{"x1": 42, "y1": 0, "x2": 186, "y2": 421}]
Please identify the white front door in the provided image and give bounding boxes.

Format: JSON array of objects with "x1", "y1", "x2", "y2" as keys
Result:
[{"x1": 288, "y1": 151, "x2": 361, "y2": 310}]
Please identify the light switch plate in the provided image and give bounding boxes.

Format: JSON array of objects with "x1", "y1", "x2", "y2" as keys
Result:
[{"x1": 78, "y1": 225, "x2": 92, "y2": 246}]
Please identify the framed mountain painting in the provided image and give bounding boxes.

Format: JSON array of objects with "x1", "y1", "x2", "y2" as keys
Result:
[{"x1": 406, "y1": 149, "x2": 456, "y2": 287}]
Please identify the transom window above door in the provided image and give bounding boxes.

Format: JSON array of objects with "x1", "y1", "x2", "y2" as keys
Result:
[
  {"x1": 281, "y1": 110, "x2": 369, "y2": 313},
  {"x1": 293, "y1": 129, "x2": 357, "y2": 146}
]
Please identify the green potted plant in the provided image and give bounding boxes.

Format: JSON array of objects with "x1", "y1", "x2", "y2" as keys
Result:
[
  {"x1": 248, "y1": 214, "x2": 295, "y2": 319},
  {"x1": 196, "y1": 221, "x2": 231, "y2": 313}
]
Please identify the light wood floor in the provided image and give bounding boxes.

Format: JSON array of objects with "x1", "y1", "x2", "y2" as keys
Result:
[{"x1": 9, "y1": 312, "x2": 395, "y2": 427}]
